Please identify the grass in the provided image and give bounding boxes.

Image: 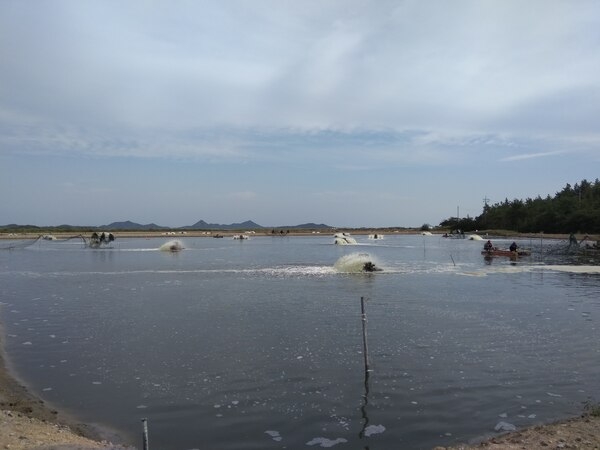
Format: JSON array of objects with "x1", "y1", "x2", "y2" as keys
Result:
[{"x1": 583, "y1": 400, "x2": 600, "y2": 417}]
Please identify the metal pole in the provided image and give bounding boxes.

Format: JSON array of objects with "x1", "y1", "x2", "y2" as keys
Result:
[
  {"x1": 361, "y1": 297, "x2": 370, "y2": 373},
  {"x1": 142, "y1": 418, "x2": 149, "y2": 450},
  {"x1": 359, "y1": 296, "x2": 371, "y2": 442}
]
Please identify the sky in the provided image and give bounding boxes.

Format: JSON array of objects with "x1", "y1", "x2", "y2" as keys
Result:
[{"x1": 1, "y1": 0, "x2": 599, "y2": 228}]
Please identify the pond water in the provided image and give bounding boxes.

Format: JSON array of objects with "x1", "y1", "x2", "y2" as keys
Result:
[{"x1": 0, "y1": 234, "x2": 599, "y2": 450}]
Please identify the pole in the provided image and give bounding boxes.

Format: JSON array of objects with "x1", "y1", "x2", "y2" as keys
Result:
[
  {"x1": 359, "y1": 296, "x2": 371, "y2": 442},
  {"x1": 142, "y1": 418, "x2": 149, "y2": 450},
  {"x1": 360, "y1": 297, "x2": 370, "y2": 373}
]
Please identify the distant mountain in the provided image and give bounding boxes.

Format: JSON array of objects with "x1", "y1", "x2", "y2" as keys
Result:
[
  {"x1": 102, "y1": 221, "x2": 167, "y2": 230},
  {"x1": 278, "y1": 223, "x2": 332, "y2": 230},
  {"x1": 0, "y1": 223, "x2": 89, "y2": 232},
  {"x1": 183, "y1": 219, "x2": 263, "y2": 230},
  {"x1": 1, "y1": 220, "x2": 333, "y2": 232}
]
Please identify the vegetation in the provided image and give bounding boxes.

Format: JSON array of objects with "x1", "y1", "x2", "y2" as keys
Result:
[
  {"x1": 3, "y1": 180, "x2": 600, "y2": 235},
  {"x1": 583, "y1": 400, "x2": 600, "y2": 417},
  {"x1": 0, "y1": 224, "x2": 95, "y2": 234},
  {"x1": 440, "y1": 179, "x2": 600, "y2": 234}
]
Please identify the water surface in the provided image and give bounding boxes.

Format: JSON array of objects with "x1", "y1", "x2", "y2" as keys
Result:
[{"x1": 1, "y1": 234, "x2": 599, "y2": 449}]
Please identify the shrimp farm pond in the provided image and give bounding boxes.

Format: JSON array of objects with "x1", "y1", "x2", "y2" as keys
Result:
[{"x1": 0, "y1": 233, "x2": 599, "y2": 449}]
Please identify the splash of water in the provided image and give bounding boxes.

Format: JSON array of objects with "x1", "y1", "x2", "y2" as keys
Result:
[
  {"x1": 159, "y1": 240, "x2": 184, "y2": 252},
  {"x1": 333, "y1": 253, "x2": 381, "y2": 273},
  {"x1": 333, "y1": 233, "x2": 358, "y2": 245}
]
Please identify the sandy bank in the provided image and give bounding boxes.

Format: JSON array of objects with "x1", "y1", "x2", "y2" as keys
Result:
[
  {"x1": 439, "y1": 413, "x2": 600, "y2": 449},
  {"x1": 0, "y1": 410, "x2": 131, "y2": 450}
]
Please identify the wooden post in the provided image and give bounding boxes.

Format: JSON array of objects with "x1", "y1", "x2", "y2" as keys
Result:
[{"x1": 142, "y1": 418, "x2": 149, "y2": 450}]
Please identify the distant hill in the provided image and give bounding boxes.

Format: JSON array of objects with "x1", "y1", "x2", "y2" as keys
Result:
[
  {"x1": 275, "y1": 223, "x2": 332, "y2": 230},
  {"x1": 1, "y1": 220, "x2": 333, "y2": 232},
  {"x1": 0, "y1": 223, "x2": 91, "y2": 233},
  {"x1": 102, "y1": 221, "x2": 167, "y2": 230},
  {"x1": 183, "y1": 220, "x2": 263, "y2": 230}
]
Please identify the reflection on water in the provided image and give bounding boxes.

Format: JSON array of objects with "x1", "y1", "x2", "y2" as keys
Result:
[{"x1": 0, "y1": 235, "x2": 599, "y2": 449}]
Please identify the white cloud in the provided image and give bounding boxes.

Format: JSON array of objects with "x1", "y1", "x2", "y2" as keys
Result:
[
  {"x1": 2, "y1": 1, "x2": 600, "y2": 226},
  {"x1": 500, "y1": 151, "x2": 565, "y2": 162},
  {"x1": 3, "y1": 0, "x2": 599, "y2": 135}
]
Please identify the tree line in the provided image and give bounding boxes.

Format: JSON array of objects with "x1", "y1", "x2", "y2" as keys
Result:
[{"x1": 439, "y1": 179, "x2": 600, "y2": 234}]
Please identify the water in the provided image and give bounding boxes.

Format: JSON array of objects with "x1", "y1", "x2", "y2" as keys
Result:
[{"x1": 0, "y1": 234, "x2": 599, "y2": 450}]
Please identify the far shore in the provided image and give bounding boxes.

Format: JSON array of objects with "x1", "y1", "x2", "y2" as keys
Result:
[{"x1": 1, "y1": 229, "x2": 595, "y2": 241}]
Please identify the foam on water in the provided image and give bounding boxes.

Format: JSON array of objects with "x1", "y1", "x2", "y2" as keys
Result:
[
  {"x1": 536, "y1": 264, "x2": 600, "y2": 274},
  {"x1": 7, "y1": 266, "x2": 338, "y2": 279},
  {"x1": 259, "y1": 266, "x2": 336, "y2": 277},
  {"x1": 363, "y1": 424, "x2": 386, "y2": 436},
  {"x1": 306, "y1": 437, "x2": 348, "y2": 447},
  {"x1": 459, "y1": 264, "x2": 600, "y2": 277}
]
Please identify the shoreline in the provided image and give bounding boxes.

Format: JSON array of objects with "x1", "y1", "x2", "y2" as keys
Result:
[{"x1": 1, "y1": 230, "x2": 594, "y2": 241}]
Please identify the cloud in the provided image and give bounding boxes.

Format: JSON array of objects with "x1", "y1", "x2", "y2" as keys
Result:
[
  {"x1": 2, "y1": 1, "x2": 600, "y2": 227},
  {"x1": 2, "y1": 1, "x2": 600, "y2": 138},
  {"x1": 500, "y1": 151, "x2": 566, "y2": 162}
]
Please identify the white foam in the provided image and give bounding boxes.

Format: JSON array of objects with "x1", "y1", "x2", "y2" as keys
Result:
[
  {"x1": 536, "y1": 265, "x2": 600, "y2": 274},
  {"x1": 364, "y1": 424, "x2": 386, "y2": 436},
  {"x1": 462, "y1": 264, "x2": 600, "y2": 277},
  {"x1": 265, "y1": 430, "x2": 282, "y2": 442},
  {"x1": 494, "y1": 421, "x2": 516, "y2": 432},
  {"x1": 306, "y1": 437, "x2": 348, "y2": 447}
]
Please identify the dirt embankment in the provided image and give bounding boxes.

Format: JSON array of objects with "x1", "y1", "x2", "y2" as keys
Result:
[{"x1": 438, "y1": 414, "x2": 600, "y2": 449}]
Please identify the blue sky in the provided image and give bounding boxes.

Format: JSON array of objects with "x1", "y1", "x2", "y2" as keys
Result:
[{"x1": 1, "y1": 1, "x2": 599, "y2": 228}]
